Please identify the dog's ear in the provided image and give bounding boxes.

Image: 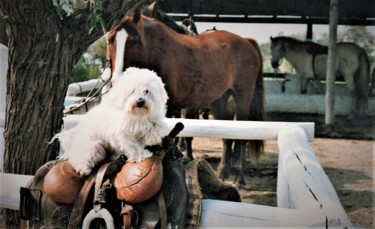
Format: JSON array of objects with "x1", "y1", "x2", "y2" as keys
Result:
[{"x1": 156, "y1": 77, "x2": 169, "y2": 105}]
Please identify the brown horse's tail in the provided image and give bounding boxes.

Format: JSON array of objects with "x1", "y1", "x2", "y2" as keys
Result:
[
  {"x1": 355, "y1": 49, "x2": 370, "y2": 115},
  {"x1": 247, "y1": 38, "x2": 265, "y2": 162}
]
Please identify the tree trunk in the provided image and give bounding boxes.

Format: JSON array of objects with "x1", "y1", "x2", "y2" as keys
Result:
[
  {"x1": 3, "y1": 15, "x2": 71, "y2": 229},
  {"x1": 0, "y1": 0, "x2": 147, "y2": 227},
  {"x1": 0, "y1": 17, "x2": 6, "y2": 45},
  {"x1": 2, "y1": 3, "x2": 80, "y2": 227},
  {"x1": 4, "y1": 19, "x2": 72, "y2": 175}
]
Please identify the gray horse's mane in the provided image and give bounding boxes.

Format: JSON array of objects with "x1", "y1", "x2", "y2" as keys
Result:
[{"x1": 276, "y1": 36, "x2": 328, "y2": 55}]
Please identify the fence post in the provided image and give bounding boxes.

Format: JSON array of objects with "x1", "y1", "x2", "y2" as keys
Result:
[
  {"x1": 0, "y1": 44, "x2": 8, "y2": 172},
  {"x1": 277, "y1": 125, "x2": 352, "y2": 228},
  {"x1": 325, "y1": 0, "x2": 339, "y2": 125}
]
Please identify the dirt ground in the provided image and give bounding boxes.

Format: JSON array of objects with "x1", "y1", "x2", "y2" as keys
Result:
[{"x1": 191, "y1": 113, "x2": 374, "y2": 228}]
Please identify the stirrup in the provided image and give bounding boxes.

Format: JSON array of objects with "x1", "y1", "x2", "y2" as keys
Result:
[{"x1": 82, "y1": 163, "x2": 115, "y2": 229}]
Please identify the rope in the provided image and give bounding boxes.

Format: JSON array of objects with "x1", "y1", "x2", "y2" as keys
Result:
[{"x1": 64, "y1": 64, "x2": 112, "y2": 115}]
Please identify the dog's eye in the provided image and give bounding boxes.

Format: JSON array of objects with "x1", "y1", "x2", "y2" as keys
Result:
[
  {"x1": 144, "y1": 89, "x2": 149, "y2": 95},
  {"x1": 130, "y1": 89, "x2": 136, "y2": 95}
]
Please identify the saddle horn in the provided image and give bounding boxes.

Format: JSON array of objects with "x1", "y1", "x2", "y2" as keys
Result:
[
  {"x1": 167, "y1": 122, "x2": 184, "y2": 140},
  {"x1": 162, "y1": 122, "x2": 185, "y2": 159}
]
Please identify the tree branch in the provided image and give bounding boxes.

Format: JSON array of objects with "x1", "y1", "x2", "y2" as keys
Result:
[{"x1": 65, "y1": 0, "x2": 149, "y2": 51}]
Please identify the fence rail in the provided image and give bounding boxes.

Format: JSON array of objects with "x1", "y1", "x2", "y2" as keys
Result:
[{"x1": 0, "y1": 114, "x2": 352, "y2": 227}]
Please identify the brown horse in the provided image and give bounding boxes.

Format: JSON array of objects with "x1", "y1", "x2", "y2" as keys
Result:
[
  {"x1": 105, "y1": 9, "x2": 265, "y2": 184},
  {"x1": 139, "y1": 3, "x2": 206, "y2": 159}
]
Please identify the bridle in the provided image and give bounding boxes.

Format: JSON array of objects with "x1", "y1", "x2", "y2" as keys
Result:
[{"x1": 271, "y1": 40, "x2": 285, "y2": 68}]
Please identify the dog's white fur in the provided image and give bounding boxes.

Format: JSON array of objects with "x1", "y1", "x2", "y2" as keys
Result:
[{"x1": 55, "y1": 67, "x2": 169, "y2": 176}]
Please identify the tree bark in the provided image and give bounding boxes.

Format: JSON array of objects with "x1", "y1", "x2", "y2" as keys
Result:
[
  {"x1": 0, "y1": 0, "x2": 146, "y2": 227},
  {"x1": 0, "y1": 17, "x2": 6, "y2": 45}
]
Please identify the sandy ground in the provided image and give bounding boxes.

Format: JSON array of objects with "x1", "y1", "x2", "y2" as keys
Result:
[{"x1": 191, "y1": 137, "x2": 374, "y2": 228}]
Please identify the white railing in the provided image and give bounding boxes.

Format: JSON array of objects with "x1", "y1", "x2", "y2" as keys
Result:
[
  {"x1": 66, "y1": 79, "x2": 105, "y2": 96},
  {"x1": 0, "y1": 113, "x2": 353, "y2": 228}
]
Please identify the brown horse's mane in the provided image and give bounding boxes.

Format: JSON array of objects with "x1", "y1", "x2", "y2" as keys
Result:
[{"x1": 275, "y1": 36, "x2": 328, "y2": 55}]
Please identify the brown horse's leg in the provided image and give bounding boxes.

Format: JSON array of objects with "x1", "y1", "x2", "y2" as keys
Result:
[
  {"x1": 217, "y1": 139, "x2": 234, "y2": 180},
  {"x1": 180, "y1": 108, "x2": 199, "y2": 159},
  {"x1": 233, "y1": 92, "x2": 253, "y2": 186},
  {"x1": 210, "y1": 91, "x2": 235, "y2": 180},
  {"x1": 232, "y1": 98, "x2": 250, "y2": 185},
  {"x1": 184, "y1": 137, "x2": 193, "y2": 159},
  {"x1": 233, "y1": 140, "x2": 247, "y2": 185}
]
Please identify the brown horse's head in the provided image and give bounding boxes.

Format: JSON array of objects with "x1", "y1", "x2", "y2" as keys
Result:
[
  {"x1": 105, "y1": 5, "x2": 196, "y2": 87},
  {"x1": 105, "y1": 9, "x2": 147, "y2": 84}
]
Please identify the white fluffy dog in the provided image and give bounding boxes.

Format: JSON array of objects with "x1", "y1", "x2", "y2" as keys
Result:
[{"x1": 55, "y1": 67, "x2": 169, "y2": 176}]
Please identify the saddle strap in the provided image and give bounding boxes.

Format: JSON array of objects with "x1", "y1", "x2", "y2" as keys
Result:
[
  {"x1": 94, "y1": 162, "x2": 112, "y2": 199},
  {"x1": 68, "y1": 172, "x2": 97, "y2": 228},
  {"x1": 121, "y1": 204, "x2": 138, "y2": 229},
  {"x1": 121, "y1": 192, "x2": 167, "y2": 229},
  {"x1": 157, "y1": 192, "x2": 167, "y2": 229}
]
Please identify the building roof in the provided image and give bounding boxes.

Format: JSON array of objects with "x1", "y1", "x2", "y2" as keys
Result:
[{"x1": 159, "y1": 0, "x2": 375, "y2": 25}]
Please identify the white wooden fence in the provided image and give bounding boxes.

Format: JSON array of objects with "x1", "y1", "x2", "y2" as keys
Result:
[
  {"x1": 66, "y1": 79, "x2": 105, "y2": 96},
  {"x1": 0, "y1": 44, "x2": 7, "y2": 172},
  {"x1": 65, "y1": 77, "x2": 375, "y2": 116},
  {"x1": 0, "y1": 114, "x2": 353, "y2": 228}
]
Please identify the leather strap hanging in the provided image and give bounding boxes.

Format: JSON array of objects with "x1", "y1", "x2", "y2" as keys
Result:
[
  {"x1": 121, "y1": 204, "x2": 137, "y2": 229},
  {"x1": 157, "y1": 192, "x2": 167, "y2": 229},
  {"x1": 121, "y1": 192, "x2": 167, "y2": 229},
  {"x1": 68, "y1": 172, "x2": 97, "y2": 228}
]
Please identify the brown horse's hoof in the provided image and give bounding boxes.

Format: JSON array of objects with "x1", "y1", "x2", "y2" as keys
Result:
[{"x1": 217, "y1": 163, "x2": 231, "y2": 180}]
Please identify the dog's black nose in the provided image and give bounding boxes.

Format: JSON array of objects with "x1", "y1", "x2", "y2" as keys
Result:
[{"x1": 136, "y1": 98, "x2": 145, "y2": 108}]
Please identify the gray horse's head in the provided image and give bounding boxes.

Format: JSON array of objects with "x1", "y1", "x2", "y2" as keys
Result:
[{"x1": 270, "y1": 36, "x2": 285, "y2": 69}]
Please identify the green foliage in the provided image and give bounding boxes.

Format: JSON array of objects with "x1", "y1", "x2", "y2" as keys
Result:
[
  {"x1": 86, "y1": 36, "x2": 107, "y2": 64},
  {"x1": 53, "y1": 0, "x2": 107, "y2": 33},
  {"x1": 70, "y1": 56, "x2": 102, "y2": 83},
  {"x1": 260, "y1": 43, "x2": 272, "y2": 72},
  {"x1": 87, "y1": 12, "x2": 106, "y2": 34},
  {"x1": 70, "y1": 36, "x2": 107, "y2": 83},
  {"x1": 86, "y1": 0, "x2": 106, "y2": 34}
]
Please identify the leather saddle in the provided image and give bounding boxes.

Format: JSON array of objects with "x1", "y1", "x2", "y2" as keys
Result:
[{"x1": 20, "y1": 122, "x2": 240, "y2": 229}]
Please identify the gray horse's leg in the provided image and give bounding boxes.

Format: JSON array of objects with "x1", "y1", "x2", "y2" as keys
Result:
[
  {"x1": 344, "y1": 74, "x2": 358, "y2": 118},
  {"x1": 300, "y1": 75, "x2": 310, "y2": 94},
  {"x1": 311, "y1": 79, "x2": 324, "y2": 94}
]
